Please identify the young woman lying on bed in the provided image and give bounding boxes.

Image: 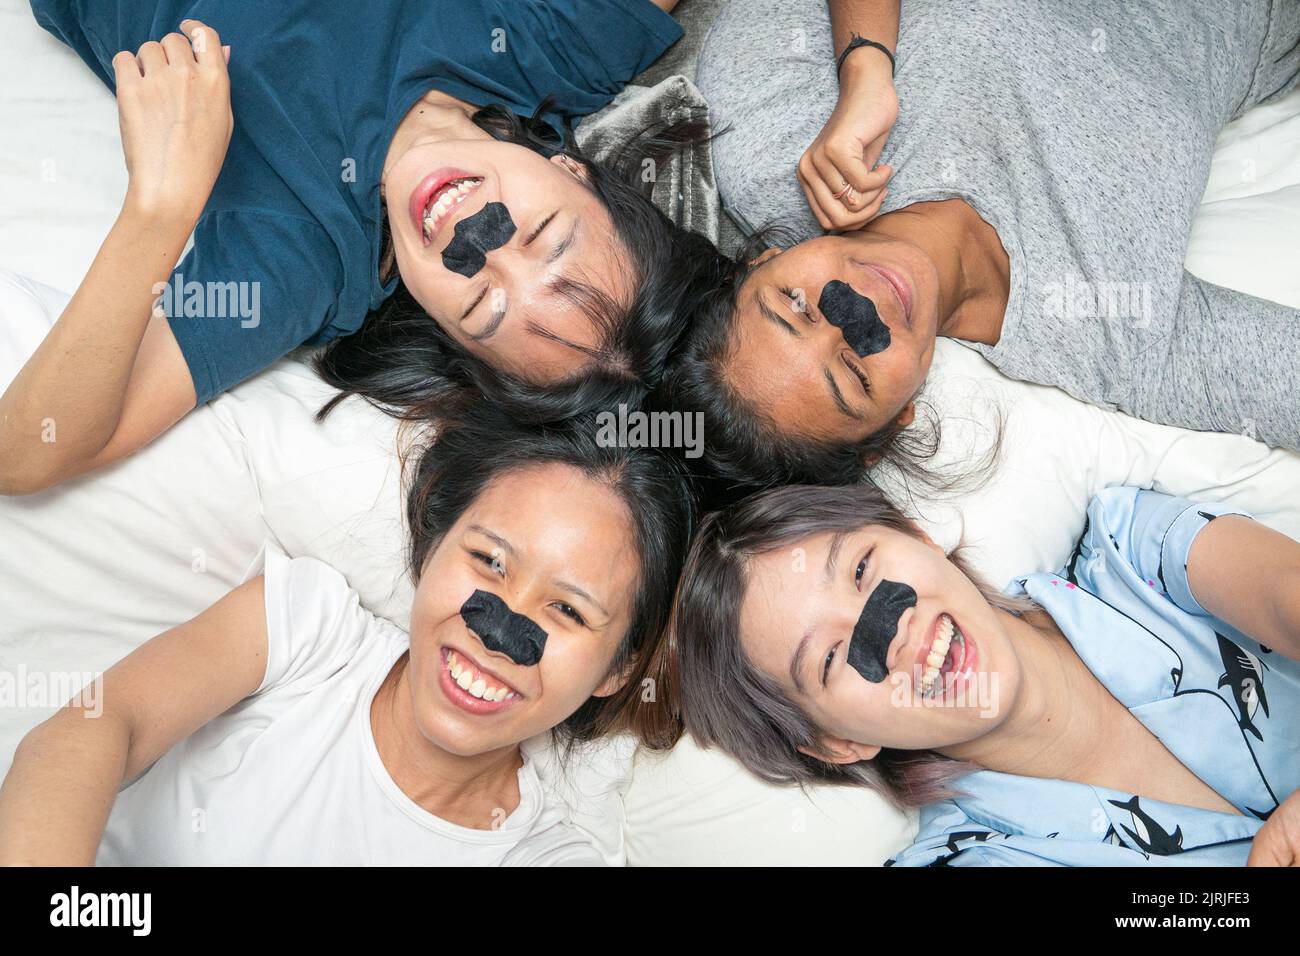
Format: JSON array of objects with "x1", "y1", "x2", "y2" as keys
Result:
[
  {"x1": 662, "y1": 0, "x2": 1300, "y2": 488},
  {"x1": 0, "y1": 0, "x2": 717, "y2": 495},
  {"x1": 670, "y1": 482, "x2": 1300, "y2": 866},
  {"x1": 0, "y1": 403, "x2": 694, "y2": 865}
]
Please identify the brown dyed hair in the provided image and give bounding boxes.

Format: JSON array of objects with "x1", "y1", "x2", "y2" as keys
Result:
[{"x1": 669, "y1": 482, "x2": 1028, "y2": 809}]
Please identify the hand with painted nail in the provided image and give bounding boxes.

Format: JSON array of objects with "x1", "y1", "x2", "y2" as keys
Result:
[
  {"x1": 798, "y1": 42, "x2": 897, "y2": 232},
  {"x1": 112, "y1": 19, "x2": 233, "y2": 222}
]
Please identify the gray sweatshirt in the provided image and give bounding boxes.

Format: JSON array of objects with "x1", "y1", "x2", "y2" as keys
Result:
[{"x1": 698, "y1": 0, "x2": 1300, "y2": 448}]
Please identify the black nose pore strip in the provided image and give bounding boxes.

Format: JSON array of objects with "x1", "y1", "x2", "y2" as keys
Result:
[
  {"x1": 818, "y1": 279, "x2": 891, "y2": 357},
  {"x1": 441, "y1": 202, "x2": 517, "y2": 278},
  {"x1": 846, "y1": 579, "x2": 917, "y2": 682},
  {"x1": 459, "y1": 589, "x2": 548, "y2": 666}
]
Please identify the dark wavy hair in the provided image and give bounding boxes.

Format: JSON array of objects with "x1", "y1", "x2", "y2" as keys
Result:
[
  {"x1": 654, "y1": 228, "x2": 956, "y2": 506},
  {"x1": 404, "y1": 399, "x2": 697, "y2": 749},
  {"x1": 316, "y1": 99, "x2": 728, "y2": 425}
]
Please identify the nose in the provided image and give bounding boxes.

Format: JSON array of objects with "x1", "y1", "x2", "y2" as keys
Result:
[
  {"x1": 476, "y1": 226, "x2": 553, "y2": 291},
  {"x1": 817, "y1": 279, "x2": 891, "y2": 359},
  {"x1": 882, "y1": 607, "x2": 915, "y2": 672},
  {"x1": 459, "y1": 589, "x2": 548, "y2": 667},
  {"x1": 800, "y1": 290, "x2": 854, "y2": 349},
  {"x1": 797, "y1": 296, "x2": 846, "y2": 350},
  {"x1": 441, "y1": 200, "x2": 518, "y2": 278}
]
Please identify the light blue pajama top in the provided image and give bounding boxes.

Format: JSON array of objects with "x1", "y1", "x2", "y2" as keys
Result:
[{"x1": 888, "y1": 488, "x2": 1299, "y2": 867}]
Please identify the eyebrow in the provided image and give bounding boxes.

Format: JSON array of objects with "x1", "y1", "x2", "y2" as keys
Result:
[
  {"x1": 468, "y1": 525, "x2": 514, "y2": 558},
  {"x1": 823, "y1": 368, "x2": 864, "y2": 421},
  {"x1": 467, "y1": 299, "x2": 506, "y2": 348},
  {"x1": 790, "y1": 629, "x2": 813, "y2": 695},
  {"x1": 546, "y1": 219, "x2": 578, "y2": 265},
  {"x1": 826, "y1": 531, "x2": 847, "y2": 581},
  {"x1": 757, "y1": 292, "x2": 801, "y2": 337}
]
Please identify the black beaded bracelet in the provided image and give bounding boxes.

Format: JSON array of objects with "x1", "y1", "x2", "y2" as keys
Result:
[{"x1": 836, "y1": 34, "x2": 896, "y2": 79}]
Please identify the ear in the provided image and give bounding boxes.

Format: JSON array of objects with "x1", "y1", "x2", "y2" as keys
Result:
[
  {"x1": 748, "y1": 246, "x2": 784, "y2": 267},
  {"x1": 591, "y1": 658, "x2": 636, "y2": 699},
  {"x1": 908, "y1": 522, "x2": 945, "y2": 556},
  {"x1": 862, "y1": 401, "x2": 917, "y2": 468},
  {"x1": 550, "y1": 153, "x2": 591, "y2": 183},
  {"x1": 797, "y1": 735, "x2": 881, "y2": 765}
]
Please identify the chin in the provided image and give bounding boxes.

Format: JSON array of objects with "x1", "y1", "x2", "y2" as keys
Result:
[{"x1": 414, "y1": 706, "x2": 500, "y2": 758}]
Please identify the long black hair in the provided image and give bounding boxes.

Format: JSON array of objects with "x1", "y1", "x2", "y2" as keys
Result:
[
  {"x1": 316, "y1": 100, "x2": 728, "y2": 425},
  {"x1": 653, "y1": 229, "x2": 949, "y2": 506},
  {"x1": 405, "y1": 398, "x2": 698, "y2": 748}
]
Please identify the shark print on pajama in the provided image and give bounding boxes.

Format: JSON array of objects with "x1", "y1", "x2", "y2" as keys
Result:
[
  {"x1": 888, "y1": 488, "x2": 1300, "y2": 867},
  {"x1": 1217, "y1": 633, "x2": 1271, "y2": 742}
]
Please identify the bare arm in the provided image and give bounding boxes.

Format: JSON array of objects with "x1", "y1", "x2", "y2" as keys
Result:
[
  {"x1": 0, "y1": 21, "x2": 231, "y2": 495},
  {"x1": 800, "y1": 0, "x2": 900, "y2": 230},
  {"x1": 1187, "y1": 516, "x2": 1300, "y2": 660},
  {"x1": 0, "y1": 577, "x2": 268, "y2": 865},
  {"x1": 829, "y1": 0, "x2": 898, "y2": 62},
  {"x1": 0, "y1": 212, "x2": 197, "y2": 494}
]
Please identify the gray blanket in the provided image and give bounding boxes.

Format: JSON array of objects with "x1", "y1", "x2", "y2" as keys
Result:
[{"x1": 574, "y1": 0, "x2": 741, "y2": 254}]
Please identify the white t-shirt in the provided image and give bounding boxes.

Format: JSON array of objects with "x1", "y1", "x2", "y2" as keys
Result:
[{"x1": 96, "y1": 547, "x2": 604, "y2": 866}]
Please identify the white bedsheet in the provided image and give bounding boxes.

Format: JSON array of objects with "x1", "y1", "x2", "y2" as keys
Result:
[{"x1": 1, "y1": 5, "x2": 1298, "y2": 866}]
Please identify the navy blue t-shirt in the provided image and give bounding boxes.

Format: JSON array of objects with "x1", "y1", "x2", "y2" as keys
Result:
[{"x1": 32, "y1": 0, "x2": 682, "y2": 403}]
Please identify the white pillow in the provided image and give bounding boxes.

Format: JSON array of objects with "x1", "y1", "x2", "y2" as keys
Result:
[{"x1": 624, "y1": 735, "x2": 916, "y2": 865}]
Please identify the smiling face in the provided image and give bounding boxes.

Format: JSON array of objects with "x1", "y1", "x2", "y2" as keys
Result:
[
  {"x1": 404, "y1": 462, "x2": 641, "y2": 757},
  {"x1": 384, "y1": 139, "x2": 631, "y2": 384},
  {"x1": 737, "y1": 522, "x2": 1022, "y2": 757},
  {"x1": 726, "y1": 234, "x2": 944, "y2": 444}
]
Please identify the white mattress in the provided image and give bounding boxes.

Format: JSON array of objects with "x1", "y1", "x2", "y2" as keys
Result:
[{"x1": 1, "y1": 5, "x2": 1298, "y2": 866}]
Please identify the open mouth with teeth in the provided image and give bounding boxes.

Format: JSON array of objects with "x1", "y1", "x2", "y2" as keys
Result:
[
  {"x1": 439, "y1": 647, "x2": 522, "y2": 713},
  {"x1": 422, "y1": 177, "x2": 484, "y2": 245},
  {"x1": 918, "y1": 613, "x2": 970, "y2": 698}
]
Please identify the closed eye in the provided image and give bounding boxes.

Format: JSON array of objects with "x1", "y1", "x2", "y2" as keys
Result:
[
  {"x1": 845, "y1": 355, "x2": 871, "y2": 393},
  {"x1": 553, "y1": 602, "x2": 586, "y2": 627},
  {"x1": 465, "y1": 287, "x2": 507, "y2": 342},
  {"x1": 525, "y1": 211, "x2": 557, "y2": 245},
  {"x1": 471, "y1": 550, "x2": 505, "y2": 576},
  {"x1": 778, "y1": 285, "x2": 804, "y2": 314},
  {"x1": 822, "y1": 643, "x2": 839, "y2": 685},
  {"x1": 460, "y1": 285, "x2": 488, "y2": 321}
]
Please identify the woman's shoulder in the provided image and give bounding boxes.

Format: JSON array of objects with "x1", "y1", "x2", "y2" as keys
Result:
[{"x1": 257, "y1": 546, "x2": 404, "y2": 696}]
